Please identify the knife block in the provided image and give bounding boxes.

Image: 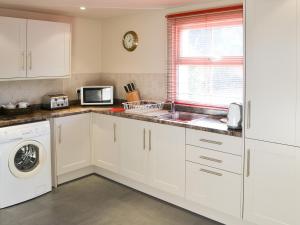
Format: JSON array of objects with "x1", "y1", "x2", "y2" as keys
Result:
[{"x1": 126, "y1": 90, "x2": 141, "y2": 102}]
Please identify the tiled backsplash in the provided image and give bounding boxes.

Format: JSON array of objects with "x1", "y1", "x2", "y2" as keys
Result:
[
  {"x1": 0, "y1": 73, "x2": 167, "y2": 105},
  {"x1": 98, "y1": 73, "x2": 167, "y2": 101}
]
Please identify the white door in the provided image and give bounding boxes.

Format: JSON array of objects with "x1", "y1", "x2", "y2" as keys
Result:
[
  {"x1": 92, "y1": 113, "x2": 120, "y2": 173},
  {"x1": 27, "y1": 19, "x2": 70, "y2": 78},
  {"x1": 148, "y1": 123, "x2": 185, "y2": 197},
  {"x1": 245, "y1": 0, "x2": 297, "y2": 145},
  {"x1": 55, "y1": 114, "x2": 91, "y2": 175},
  {"x1": 119, "y1": 118, "x2": 147, "y2": 184},
  {"x1": 244, "y1": 139, "x2": 300, "y2": 225},
  {"x1": 0, "y1": 16, "x2": 26, "y2": 79}
]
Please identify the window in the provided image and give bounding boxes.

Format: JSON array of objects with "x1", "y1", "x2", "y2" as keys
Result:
[{"x1": 167, "y1": 5, "x2": 243, "y2": 109}]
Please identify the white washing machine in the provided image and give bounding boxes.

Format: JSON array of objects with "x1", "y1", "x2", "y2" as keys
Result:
[{"x1": 0, "y1": 120, "x2": 52, "y2": 208}]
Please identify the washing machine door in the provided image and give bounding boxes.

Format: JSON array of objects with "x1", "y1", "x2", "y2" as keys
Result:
[{"x1": 9, "y1": 140, "x2": 47, "y2": 178}]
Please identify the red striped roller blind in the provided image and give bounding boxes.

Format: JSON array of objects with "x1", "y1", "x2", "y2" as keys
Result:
[{"x1": 166, "y1": 5, "x2": 244, "y2": 109}]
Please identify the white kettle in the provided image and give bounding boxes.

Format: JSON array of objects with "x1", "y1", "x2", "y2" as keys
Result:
[{"x1": 227, "y1": 103, "x2": 242, "y2": 130}]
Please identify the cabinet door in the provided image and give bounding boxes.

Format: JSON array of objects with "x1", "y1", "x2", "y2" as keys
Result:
[
  {"x1": 245, "y1": 0, "x2": 297, "y2": 145},
  {"x1": 119, "y1": 118, "x2": 148, "y2": 184},
  {"x1": 55, "y1": 114, "x2": 91, "y2": 175},
  {"x1": 0, "y1": 16, "x2": 26, "y2": 79},
  {"x1": 186, "y1": 162, "x2": 241, "y2": 217},
  {"x1": 244, "y1": 139, "x2": 300, "y2": 225},
  {"x1": 92, "y1": 113, "x2": 119, "y2": 173},
  {"x1": 27, "y1": 19, "x2": 70, "y2": 78},
  {"x1": 148, "y1": 123, "x2": 185, "y2": 197}
]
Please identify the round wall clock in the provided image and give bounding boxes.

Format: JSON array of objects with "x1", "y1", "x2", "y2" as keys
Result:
[{"x1": 122, "y1": 31, "x2": 138, "y2": 52}]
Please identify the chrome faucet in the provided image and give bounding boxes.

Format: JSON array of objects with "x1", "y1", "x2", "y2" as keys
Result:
[{"x1": 169, "y1": 101, "x2": 176, "y2": 113}]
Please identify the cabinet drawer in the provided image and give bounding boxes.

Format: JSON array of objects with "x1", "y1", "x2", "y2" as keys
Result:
[
  {"x1": 186, "y1": 129, "x2": 242, "y2": 155},
  {"x1": 186, "y1": 145, "x2": 242, "y2": 174},
  {"x1": 186, "y1": 162, "x2": 242, "y2": 217}
]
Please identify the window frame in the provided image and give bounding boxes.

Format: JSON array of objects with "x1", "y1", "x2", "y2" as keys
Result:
[{"x1": 167, "y1": 5, "x2": 244, "y2": 110}]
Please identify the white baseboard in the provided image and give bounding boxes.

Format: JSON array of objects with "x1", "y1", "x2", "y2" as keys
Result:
[{"x1": 57, "y1": 166, "x2": 94, "y2": 185}]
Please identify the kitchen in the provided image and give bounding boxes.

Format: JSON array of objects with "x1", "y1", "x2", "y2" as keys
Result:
[{"x1": 0, "y1": 1, "x2": 298, "y2": 225}]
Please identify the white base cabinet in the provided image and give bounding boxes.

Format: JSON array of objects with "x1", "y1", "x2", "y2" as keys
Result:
[
  {"x1": 91, "y1": 114, "x2": 186, "y2": 197},
  {"x1": 186, "y1": 162, "x2": 241, "y2": 217},
  {"x1": 54, "y1": 113, "x2": 91, "y2": 176},
  {"x1": 148, "y1": 122, "x2": 185, "y2": 197},
  {"x1": 244, "y1": 139, "x2": 300, "y2": 225},
  {"x1": 92, "y1": 114, "x2": 120, "y2": 173},
  {"x1": 118, "y1": 118, "x2": 148, "y2": 184}
]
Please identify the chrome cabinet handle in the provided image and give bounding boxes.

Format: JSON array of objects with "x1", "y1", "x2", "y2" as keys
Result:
[
  {"x1": 247, "y1": 101, "x2": 251, "y2": 129},
  {"x1": 58, "y1": 125, "x2": 62, "y2": 144},
  {"x1": 113, "y1": 123, "x2": 116, "y2": 143},
  {"x1": 143, "y1": 128, "x2": 146, "y2": 150},
  {"x1": 28, "y1": 51, "x2": 32, "y2": 70},
  {"x1": 246, "y1": 149, "x2": 251, "y2": 177},
  {"x1": 199, "y1": 139, "x2": 222, "y2": 145},
  {"x1": 200, "y1": 168, "x2": 223, "y2": 177},
  {"x1": 21, "y1": 51, "x2": 25, "y2": 70},
  {"x1": 199, "y1": 155, "x2": 223, "y2": 163},
  {"x1": 148, "y1": 129, "x2": 151, "y2": 151}
]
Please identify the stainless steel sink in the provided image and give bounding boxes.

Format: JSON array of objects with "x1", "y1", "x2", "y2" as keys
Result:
[{"x1": 158, "y1": 112, "x2": 207, "y2": 122}]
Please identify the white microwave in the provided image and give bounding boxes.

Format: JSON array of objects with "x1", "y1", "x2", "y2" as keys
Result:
[{"x1": 80, "y1": 86, "x2": 114, "y2": 105}]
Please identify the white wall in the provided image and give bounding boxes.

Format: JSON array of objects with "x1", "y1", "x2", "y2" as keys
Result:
[
  {"x1": 101, "y1": 10, "x2": 166, "y2": 74},
  {"x1": 72, "y1": 17, "x2": 101, "y2": 74}
]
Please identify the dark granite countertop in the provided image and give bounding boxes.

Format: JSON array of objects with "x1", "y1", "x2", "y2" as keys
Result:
[{"x1": 0, "y1": 105, "x2": 242, "y2": 137}]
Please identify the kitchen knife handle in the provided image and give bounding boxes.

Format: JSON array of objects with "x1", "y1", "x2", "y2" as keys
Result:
[
  {"x1": 124, "y1": 86, "x2": 129, "y2": 93},
  {"x1": 127, "y1": 84, "x2": 133, "y2": 92}
]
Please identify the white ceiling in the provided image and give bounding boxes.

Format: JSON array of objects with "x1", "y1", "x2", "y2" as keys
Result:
[{"x1": 0, "y1": 0, "x2": 210, "y2": 19}]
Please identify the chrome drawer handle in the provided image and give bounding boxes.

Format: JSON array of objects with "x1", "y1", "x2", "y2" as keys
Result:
[
  {"x1": 199, "y1": 156, "x2": 223, "y2": 163},
  {"x1": 200, "y1": 168, "x2": 223, "y2": 177},
  {"x1": 113, "y1": 123, "x2": 116, "y2": 143},
  {"x1": 143, "y1": 128, "x2": 146, "y2": 150},
  {"x1": 247, "y1": 101, "x2": 251, "y2": 129},
  {"x1": 246, "y1": 149, "x2": 251, "y2": 177},
  {"x1": 199, "y1": 139, "x2": 222, "y2": 145}
]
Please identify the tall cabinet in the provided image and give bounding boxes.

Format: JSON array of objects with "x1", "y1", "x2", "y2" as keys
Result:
[
  {"x1": 245, "y1": 0, "x2": 297, "y2": 146},
  {"x1": 245, "y1": 1, "x2": 300, "y2": 225}
]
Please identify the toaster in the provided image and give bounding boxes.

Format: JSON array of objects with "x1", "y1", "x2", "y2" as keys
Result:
[
  {"x1": 227, "y1": 103, "x2": 243, "y2": 130},
  {"x1": 42, "y1": 94, "x2": 69, "y2": 110}
]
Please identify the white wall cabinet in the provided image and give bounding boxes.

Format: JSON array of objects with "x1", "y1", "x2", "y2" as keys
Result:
[
  {"x1": 0, "y1": 16, "x2": 26, "y2": 79},
  {"x1": 92, "y1": 113, "x2": 120, "y2": 173},
  {"x1": 244, "y1": 139, "x2": 300, "y2": 225},
  {"x1": 27, "y1": 19, "x2": 70, "y2": 78},
  {"x1": 245, "y1": 0, "x2": 297, "y2": 145},
  {"x1": 0, "y1": 16, "x2": 70, "y2": 80},
  {"x1": 54, "y1": 113, "x2": 91, "y2": 175}
]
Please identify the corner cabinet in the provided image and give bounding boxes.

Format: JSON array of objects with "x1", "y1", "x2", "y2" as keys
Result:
[
  {"x1": 91, "y1": 114, "x2": 186, "y2": 197},
  {"x1": 0, "y1": 16, "x2": 71, "y2": 80},
  {"x1": 92, "y1": 113, "x2": 120, "y2": 173},
  {"x1": 53, "y1": 113, "x2": 91, "y2": 176},
  {"x1": 244, "y1": 139, "x2": 300, "y2": 225}
]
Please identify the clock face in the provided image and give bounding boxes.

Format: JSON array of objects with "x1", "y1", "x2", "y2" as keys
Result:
[{"x1": 123, "y1": 31, "x2": 138, "y2": 52}]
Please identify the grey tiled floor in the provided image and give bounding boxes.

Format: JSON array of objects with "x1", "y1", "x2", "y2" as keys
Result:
[{"x1": 0, "y1": 175, "x2": 223, "y2": 225}]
